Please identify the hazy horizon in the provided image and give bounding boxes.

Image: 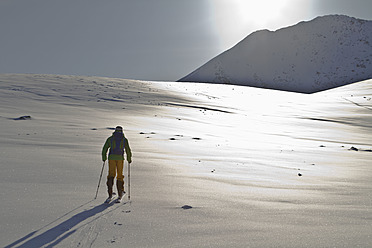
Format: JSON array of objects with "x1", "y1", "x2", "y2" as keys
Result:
[{"x1": 1, "y1": 0, "x2": 371, "y2": 81}]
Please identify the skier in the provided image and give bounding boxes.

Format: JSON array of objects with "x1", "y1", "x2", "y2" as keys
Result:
[{"x1": 102, "y1": 126, "x2": 132, "y2": 202}]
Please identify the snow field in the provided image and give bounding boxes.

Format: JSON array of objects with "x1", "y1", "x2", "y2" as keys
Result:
[{"x1": 1, "y1": 74, "x2": 372, "y2": 247}]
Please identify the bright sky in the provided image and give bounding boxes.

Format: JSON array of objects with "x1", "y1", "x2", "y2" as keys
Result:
[{"x1": 0, "y1": 0, "x2": 371, "y2": 81}]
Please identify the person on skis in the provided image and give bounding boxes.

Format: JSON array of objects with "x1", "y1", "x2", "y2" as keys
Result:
[{"x1": 102, "y1": 126, "x2": 132, "y2": 200}]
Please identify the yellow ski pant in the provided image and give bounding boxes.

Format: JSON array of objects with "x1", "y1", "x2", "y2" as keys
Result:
[{"x1": 108, "y1": 160, "x2": 124, "y2": 182}]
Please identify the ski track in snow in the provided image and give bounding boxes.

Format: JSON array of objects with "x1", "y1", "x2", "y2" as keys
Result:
[
  {"x1": 6, "y1": 199, "x2": 131, "y2": 248},
  {"x1": 1, "y1": 74, "x2": 372, "y2": 247}
]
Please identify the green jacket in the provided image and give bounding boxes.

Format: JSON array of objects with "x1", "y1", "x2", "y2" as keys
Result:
[{"x1": 102, "y1": 132, "x2": 132, "y2": 162}]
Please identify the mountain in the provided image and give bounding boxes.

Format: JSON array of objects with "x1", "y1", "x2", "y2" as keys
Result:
[{"x1": 179, "y1": 15, "x2": 372, "y2": 93}]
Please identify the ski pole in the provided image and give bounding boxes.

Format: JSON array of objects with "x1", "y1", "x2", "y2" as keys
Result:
[
  {"x1": 94, "y1": 161, "x2": 105, "y2": 199},
  {"x1": 128, "y1": 162, "x2": 131, "y2": 200}
]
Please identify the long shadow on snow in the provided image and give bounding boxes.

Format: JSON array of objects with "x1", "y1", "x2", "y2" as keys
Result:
[{"x1": 5, "y1": 201, "x2": 119, "y2": 248}]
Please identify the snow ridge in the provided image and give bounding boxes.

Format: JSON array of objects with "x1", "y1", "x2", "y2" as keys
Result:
[{"x1": 179, "y1": 15, "x2": 372, "y2": 93}]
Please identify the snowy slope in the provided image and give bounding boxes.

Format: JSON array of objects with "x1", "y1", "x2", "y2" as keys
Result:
[
  {"x1": 1, "y1": 74, "x2": 372, "y2": 247},
  {"x1": 179, "y1": 15, "x2": 372, "y2": 93}
]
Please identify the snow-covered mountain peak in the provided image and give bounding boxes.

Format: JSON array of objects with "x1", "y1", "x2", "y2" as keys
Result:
[{"x1": 179, "y1": 15, "x2": 372, "y2": 93}]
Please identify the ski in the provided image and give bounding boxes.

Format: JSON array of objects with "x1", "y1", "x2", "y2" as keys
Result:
[
  {"x1": 115, "y1": 192, "x2": 126, "y2": 203},
  {"x1": 104, "y1": 192, "x2": 117, "y2": 204}
]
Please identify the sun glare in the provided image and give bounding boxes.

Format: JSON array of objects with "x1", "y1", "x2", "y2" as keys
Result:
[
  {"x1": 211, "y1": 0, "x2": 301, "y2": 49},
  {"x1": 232, "y1": 0, "x2": 292, "y2": 27},
  {"x1": 238, "y1": 0, "x2": 288, "y2": 24}
]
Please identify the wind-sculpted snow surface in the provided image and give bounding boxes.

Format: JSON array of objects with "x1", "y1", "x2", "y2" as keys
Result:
[
  {"x1": 180, "y1": 15, "x2": 372, "y2": 93},
  {"x1": 1, "y1": 74, "x2": 372, "y2": 247}
]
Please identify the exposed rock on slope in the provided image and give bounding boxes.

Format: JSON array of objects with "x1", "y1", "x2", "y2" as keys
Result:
[{"x1": 179, "y1": 15, "x2": 372, "y2": 93}]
